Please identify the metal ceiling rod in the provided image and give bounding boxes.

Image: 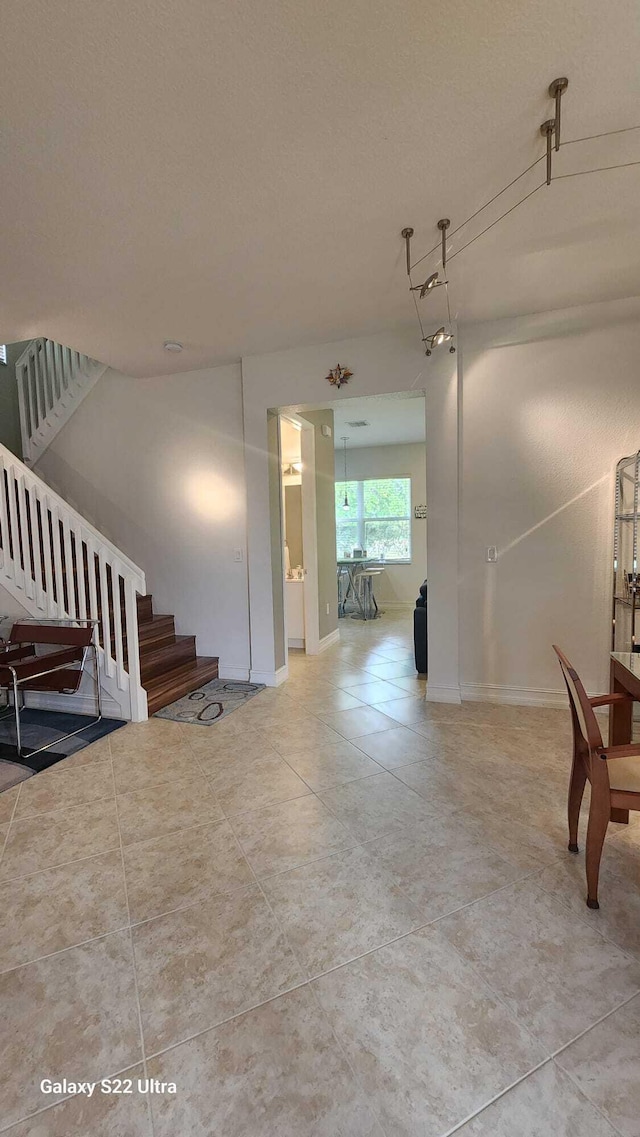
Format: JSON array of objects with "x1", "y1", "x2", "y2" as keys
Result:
[
  {"x1": 401, "y1": 227, "x2": 414, "y2": 275},
  {"x1": 437, "y1": 218, "x2": 450, "y2": 270},
  {"x1": 540, "y1": 119, "x2": 556, "y2": 185},
  {"x1": 549, "y1": 77, "x2": 569, "y2": 150}
]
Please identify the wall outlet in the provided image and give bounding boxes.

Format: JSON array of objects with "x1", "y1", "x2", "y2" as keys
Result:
[
  {"x1": 326, "y1": 603, "x2": 330, "y2": 614},
  {"x1": 486, "y1": 546, "x2": 498, "y2": 563},
  {"x1": 233, "y1": 548, "x2": 244, "y2": 562}
]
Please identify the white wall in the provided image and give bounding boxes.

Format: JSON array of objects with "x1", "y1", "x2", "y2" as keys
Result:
[
  {"x1": 334, "y1": 442, "x2": 427, "y2": 606},
  {"x1": 242, "y1": 329, "x2": 456, "y2": 683},
  {"x1": 459, "y1": 297, "x2": 640, "y2": 702},
  {"x1": 34, "y1": 364, "x2": 251, "y2": 679}
]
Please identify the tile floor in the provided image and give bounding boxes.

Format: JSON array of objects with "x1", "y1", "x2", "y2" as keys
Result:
[{"x1": 1, "y1": 613, "x2": 640, "y2": 1135}]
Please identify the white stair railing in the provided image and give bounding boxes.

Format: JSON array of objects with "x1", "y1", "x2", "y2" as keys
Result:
[
  {"x1": 0, "y1": 442, "x2": 147, "y2": 721},
  {"x1": 16, "y1": 338, "x2": 108, "y2": 465}
]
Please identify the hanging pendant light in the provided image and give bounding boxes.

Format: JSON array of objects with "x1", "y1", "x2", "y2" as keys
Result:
[
  {"x1": 410, "y1": 271, "x2": 446, "y2": 299},
  {"x1": 423, "y1": 326, "x2": 454, "y2": 355},
  {"x1": 341, "y1": 436, "x2": 350, "y2": 510}
]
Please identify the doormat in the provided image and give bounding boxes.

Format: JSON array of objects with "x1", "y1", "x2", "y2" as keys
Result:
[
  {"x1": 0, "y1": 709, "x2": 126, "y2": 775},
  {"x1": 154, "y1": 679, "x2": 265, "y2": 726}
]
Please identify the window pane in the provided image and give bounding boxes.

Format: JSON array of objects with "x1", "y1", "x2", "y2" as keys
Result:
[
  {"x1": 364, "y1": 520, "x2": 411, "y2": 561},
  {"x1": 363, "y1": 478, "x2": 410, "y2": 519},
  {"x1": 336, "y1": 519, "x2": 358, "y2": 555}
]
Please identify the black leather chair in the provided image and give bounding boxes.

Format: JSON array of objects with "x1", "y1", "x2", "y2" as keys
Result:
[{"x1": 413, "y1": 580, "x2": 427, "y2": 674}]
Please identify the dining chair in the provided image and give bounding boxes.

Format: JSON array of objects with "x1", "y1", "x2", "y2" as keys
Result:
[
  {"x1": 0, "y1": 619, "x2": 101, "y2": 760},
  {"x1": 553, "y1": 645, "x2": 640, "y2": 909}
]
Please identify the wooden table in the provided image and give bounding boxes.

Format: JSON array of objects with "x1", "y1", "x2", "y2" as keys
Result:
[{"x1": 608, "y1": 652, "x2": 640, "y2": 823}]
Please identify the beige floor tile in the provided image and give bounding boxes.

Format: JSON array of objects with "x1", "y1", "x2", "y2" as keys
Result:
[
  {"x1": 147, "y1": 986, "x2": 383, "y2": 1137},
  {"x1": 133, "y1": 885, "x2": 304, "y2": 1052},
  {"x1": 265, "y1": 722, "x2": 346, "y2": 758},
  {"x1": 393, "y1": 756, "x2": 495, "y2": 813},
  {"x1": 362, "y1": 659, "x2": 416, "y2": 680},
  {"x1": 5, "y1": 1066, "x2": 151, "y2": 1137},
  {"x1": 314, "y1": 925, "x2": 544, "y2": 1137},
  {"x1": 0, "y1": 850, "x2": 129, "y2": 970},
  {"x1": 204, "y1": 751, "x2": 310, "y2": 816},
  {"x1": 317, "y1": 771, "x2": 435, "y2": 841},
  {"x1": 458, "y1": 801, "x2": 564, "y2": 873},
  {"x1": 276, "y1": 739, "x2": 383, "y2": 790},
  {"x1": 369, "y1": 695, "x2": 431, "y2": 724},
  {"x1": 13, "y1": 761, "x2": 114, "y2": 820},
  {"x1": 0, "y1": 797, "x2": 120, "y2": 881},
  {"x1": 189, "y1": 732, "x2": 278, "y2": 771},
  {"x1": 230, "y1": 793, "x2": 354, "y2": 877},
  {"x1": 111, "y1": 718, "x2": 185, "y2": 755},
  {"x1": 290, "y1": 688, "x2": 366, "y2": 714},
  {"x1": 112, "y1": 743, "x2": 202, "y2": 793},
  {"x1": 369, "y1": 821, "x2": 523, "y2": 919},
  {"x1": 341, "y1": 679, "x2": 410, "y2": 705},
  {"x1": 456, "y1": 1061, "x2": 619, "y2": 1136},
  {"x1": 318, "y1": 705, "x2": 397, "y2": 740},
  {"x1": 556, "y1": 993, "x2": 640, "y2": 1137},
  {"x1": 363, "y1": 646, "x2": 413, "y2": 663},
  {"x1": 181, "y1": 714, "x2": 262, "y2": 743},
  {"x1": 352, "y1": 724, "x2": 437, "y2": 768},
  {"x1": 387, "y1": 674, "x2": 428, "y2": 695},
  {"x1": 438, "y1": 878, "x2": 640, "y2": 1050},
  {"x1": 327, "y1": 667, "x2": 379, "y2": 688},
  {"x1": 116, "y1": 779, "x2": 224, "y2": 846},
  {"x1": 124, "y1": 819, "x2": 254, "y2": 923},
  {"x1": 264, "y1": 844, "x2": 427, "y2": 975},
  {"x1": 536, "y1": 842, "x2": 640, "y2": 959},
  {"x1": 0, "y1": 931, "x2": 141, "y2": 1128},
  {"x1": 55, "y1": 733, "x2": 113, "y2": 768},
  {"x1": 0, "y1": 784, "x2": 20, "y2": 822}
]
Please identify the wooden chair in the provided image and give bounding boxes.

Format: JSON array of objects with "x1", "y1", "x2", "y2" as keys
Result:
[
  {"x1": 0, "y1": 619, "x2": 101, "y2": 760},
  {"x1": 553, "y1": 645, "x2": 640, "y2": 909}
]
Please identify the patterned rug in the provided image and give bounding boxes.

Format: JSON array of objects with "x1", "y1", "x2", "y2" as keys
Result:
[{"x1": 154, "y1": 678, "x2": 265, "y2": 726}]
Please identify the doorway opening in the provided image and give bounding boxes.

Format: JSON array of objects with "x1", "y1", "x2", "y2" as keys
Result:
[{"x1": 274, "y1": 390, "x2": 427, "y2": 672}]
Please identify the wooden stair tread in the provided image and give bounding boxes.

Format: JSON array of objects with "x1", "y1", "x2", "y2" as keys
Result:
[{"x1": 145, "y1": 656, "x2": 219, "y2": 714}]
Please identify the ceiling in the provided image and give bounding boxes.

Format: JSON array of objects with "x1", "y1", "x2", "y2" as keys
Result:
[
  {"x1": 2, "y1": 1, "x2": 640, "y2": 376},
  {"x1": 332, "y1": 394, "x2": 425, "y2": 449}
]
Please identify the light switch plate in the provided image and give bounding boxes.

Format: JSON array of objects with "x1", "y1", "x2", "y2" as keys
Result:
[{"x1": 486, "y1": 546, "x2": 498, "y2": 563}]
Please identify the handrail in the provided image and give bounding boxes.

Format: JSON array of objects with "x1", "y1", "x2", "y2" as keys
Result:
[
  {"x1": 16, "y1": 338, "x2": 108, "y2": 465},
  {"x1": 0, "y1": 441, "x2": 147, "y2": 719}
]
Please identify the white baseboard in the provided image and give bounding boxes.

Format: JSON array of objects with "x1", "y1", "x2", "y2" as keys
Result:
[
  {"x1": 218, "y1": 665, "x2": 251, "y2": 682},
  {"x1": 460, "y1": 683, "x2": 568, "y2": 708},
  {"x1": 22, "y1": 689, "x2": 124, "y2": 719},
  {"x1": 317, "y1": 629, "x2": 340, "y2": 653},
  {"x1": 426, "y1": 684, "x2": 462, "y2": 704},
  {"x1": 249, "y1": 664, "x2": 289, "y2": 687}
]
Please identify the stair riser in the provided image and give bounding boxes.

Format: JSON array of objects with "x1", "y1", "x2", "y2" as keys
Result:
[{"x1": 140, "y1": 637, "x2": 197, "y2": 682}]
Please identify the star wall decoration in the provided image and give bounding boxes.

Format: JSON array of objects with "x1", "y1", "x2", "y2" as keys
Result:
[{"x1": 325, "y1": 364, "x2": 353, "y2": 390}]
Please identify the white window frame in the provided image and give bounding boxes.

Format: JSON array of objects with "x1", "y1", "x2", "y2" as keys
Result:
[
  {"x1": 335, "y1": 476, "x2": 412, "y2": 564},
  {"x1": 0, "y1": 345, "x2": 7, "y2": 365}
]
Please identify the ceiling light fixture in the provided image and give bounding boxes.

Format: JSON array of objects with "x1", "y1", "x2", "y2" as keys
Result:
[
  {"x1": 409, "y1": 271, "x2": 445, "y2": 299},
  {"x1": 549, "y1": 76, "x2": 568, "y2": 150},
  {"x1": 423, "y1": 327, "x2": 453, "y2": 355},
  {"x1": 401, "y1": 75, "x2": 640, "y2": 358},
  {"x1": 341, "y1": 436, "x2": 350, "y2": 510},
  {"x1": 163, "y1": 341, "x2": 183, "y2": 353}
]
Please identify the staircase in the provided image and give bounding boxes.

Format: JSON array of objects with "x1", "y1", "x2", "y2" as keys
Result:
[
  {"x1": 0, "y1": 442, "x2": 218, "y2": 720},
  {"x1": 16, "y1": 338, "x2": 107, "y2": 465},
  {"x1": 137, "y1": 593, "x2": 218, "y2": 714}
]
